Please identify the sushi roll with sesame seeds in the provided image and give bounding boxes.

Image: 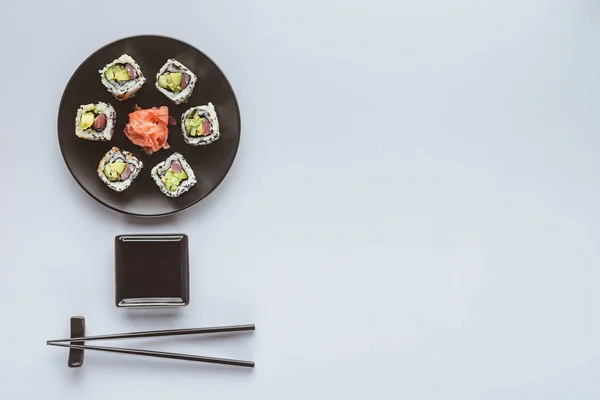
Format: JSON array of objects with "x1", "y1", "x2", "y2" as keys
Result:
[
  {"x1": 75, "y1": 102, "x2": 116, "y2": 141},
  {"x1": 97, "y1": 147, "x2": 143, "y2": 192},
  {"x1": 151, "y1": 153, "x2": 197, "y2": 198},
  {"x1": 99, "y1": 54, "x2": 146, "y2": 101},
  {"x1": 180, "y1": 102, "x2": 220, "y2": 146},
  {"x1": 155, "y1": 58, "x2": 197, "y2": 104}
]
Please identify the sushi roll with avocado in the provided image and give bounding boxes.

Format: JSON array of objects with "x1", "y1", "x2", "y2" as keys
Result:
[
  {"x1": 97, "y1": 147, "x2": 143, "y2": 192},
  {"x1": 180, "y1": 102, "x2": 220, "y2": 146},
  {"x1": 151, "y1": 153, "x2": 197, "y2": 198},
  {"x1": 99, "y1": 54, "x2": 146, "y2": 101},
  {"x1": 155, "y1": 59, "x2": 197, "y2": 104},
  {"x1": 75, "y1": 102, "x2": 116, "y2": 141}
]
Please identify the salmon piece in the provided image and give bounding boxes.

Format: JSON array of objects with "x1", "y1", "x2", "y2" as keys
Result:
[{"x1": 123, "y1": 105, "x2": 173, "y2": 155}]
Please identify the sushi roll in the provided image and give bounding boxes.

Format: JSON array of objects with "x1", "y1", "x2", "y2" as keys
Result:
[
  {"x1": 97, "y1": 147, "x2": 143, "y2": 192},
  {"x1": 180, "y1": 102, "x2": 220, "y2": 146},
  {"x1": 99, "y1": 54, "x2": 146, "y2": 101},
  {"x1": 151, "y1": 152, "x2": 197, "y2": 198},
  {"x1": 155, "y1": 59, "x2": 197, "y2": 104},
  {"x1": 75, "y1": 102, "x2": 116, "y2": 141}
]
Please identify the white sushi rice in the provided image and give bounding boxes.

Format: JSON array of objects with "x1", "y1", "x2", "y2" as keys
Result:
[
  {"x1": 155, "y1": 59, "x2": 197, "y2": 104},
  {"x1": 180, "y1": 102, "x2": 220, "y2": 146},
  {"x1": 75, "y1": 102, "x2": 116, "y2": 141},
  {"x1": 150, "y1": 152, "x2": 197, "y2": 198},
  {"x1": 99, "y1": 54, "x2": 146, "y2": 101},
  {"x1": 97, "y1": 147, "x2": 143, "y2": 192}
]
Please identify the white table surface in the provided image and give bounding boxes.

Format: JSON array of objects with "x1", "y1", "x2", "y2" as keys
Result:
[{"x1": 1, "y1": 1, "x2": 599, "y2": 398}]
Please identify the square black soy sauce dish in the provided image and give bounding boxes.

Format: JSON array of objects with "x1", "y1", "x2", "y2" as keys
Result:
[{"x1": 115, "y1": 234, "x2": 189, "y2": 308}]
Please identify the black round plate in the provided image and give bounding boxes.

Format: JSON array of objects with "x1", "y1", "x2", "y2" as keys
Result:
[{"x1": 58, "y1": 35, "x2": 241, "y2": 217}]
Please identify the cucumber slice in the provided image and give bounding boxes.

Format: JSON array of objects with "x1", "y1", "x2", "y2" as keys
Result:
[{"x1": 185, "y1": 119, "x2": 193, "y2": 134}]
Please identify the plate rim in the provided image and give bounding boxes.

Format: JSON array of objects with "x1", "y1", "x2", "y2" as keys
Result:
[{"x1": 57, "y1": 34, "x2": 242, "y2": 218}]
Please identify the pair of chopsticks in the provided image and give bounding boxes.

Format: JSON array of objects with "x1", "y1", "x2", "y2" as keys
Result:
[{"x1": 47, "y1": 324, "x2": 255, "y2": 368}]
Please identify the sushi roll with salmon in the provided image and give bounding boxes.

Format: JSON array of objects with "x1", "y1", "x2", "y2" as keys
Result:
[
  {"x1": 151, "y1": 153, "x2": 197, "y2": 198},
  {"x1": 97, "y1": 147, "x2": 143, "y2": 192},
  {"x1": 180, "y1": 102, "x2": 220, "y2": 146},
  {"x1": 155, "y1": 59, "x2": 197, "y2": 104},
  {"x1": 99, "y1": 54, "x2": 146, "y2": 101},
  {"x1": 75, "y1": 102, "x2": 116, "y2": 141}
]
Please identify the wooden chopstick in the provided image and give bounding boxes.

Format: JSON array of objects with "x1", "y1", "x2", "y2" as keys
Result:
[
  {"x1": 47, "y1": 324, "x2": 255, "y2": 343},
  {"x1": 47, "y1": 342, "x2": 255, "y2": 368}
]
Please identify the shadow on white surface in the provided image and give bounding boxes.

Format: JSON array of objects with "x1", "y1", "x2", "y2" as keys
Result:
[
  {"x1": 77, "y1": 352, "x2": 255, "y2": 376},
  {"x1": 121, "y1": 308, "x2": 185, "y2": 321}
]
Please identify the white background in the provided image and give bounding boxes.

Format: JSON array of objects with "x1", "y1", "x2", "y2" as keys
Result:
[{"x1": 1, "y1": 1, "x2": 599, "y2": 399}]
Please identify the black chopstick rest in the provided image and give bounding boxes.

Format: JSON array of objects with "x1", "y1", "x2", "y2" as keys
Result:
[{"x1": 68, "y1": 316, "x2": 85, "y2": 368}]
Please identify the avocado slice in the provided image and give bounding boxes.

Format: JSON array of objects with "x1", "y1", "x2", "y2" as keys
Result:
[
  {"x1": 104, "y1": 67, "x2": 115, "y2": 81},
  {"x1": 81, "y1": 112, "x2": 95, "y2": 130},
  {"x1": 189, "y1": 126, "x2": 197, "y2": 136},
  {"x1": 103, "y1": 162, "x2": 126, "y2": 182},
  {"x1": 169, "y1": 177, "x2": 181, "y2": 190},
  {"x1": 158, "y1": 73, "x2": 182, "y2": 92},
  {"x1": 158, "y1": 74, "x2": 169, "y2": 89},
  {"x1": 104, "y1": 167, "x2": 119, "y2": 182},
  {"x1": 163, "y1": 171, "x2": 175, "y2": 189},
  {"x1": 159, "y1": 73, "x2": 173, "y2": 87},
  {"x1": 185, "y1": 118, "x2": 202, "y2": 134},
  {"x1": 175, "y1": 170, "x2": 188, "y2": 180},
  {"x1": 110, "y1": 162, "x2": 127, "y2": 174},
  {"x1": 115, "y1": 68, "x2": 130, "y2": 82},
  {"x1": 171, "y1": 73, "x2": 182, "y2": 87},
  {"x1": 163, "y1": 171, "x2": 181, "y2": 191}
]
